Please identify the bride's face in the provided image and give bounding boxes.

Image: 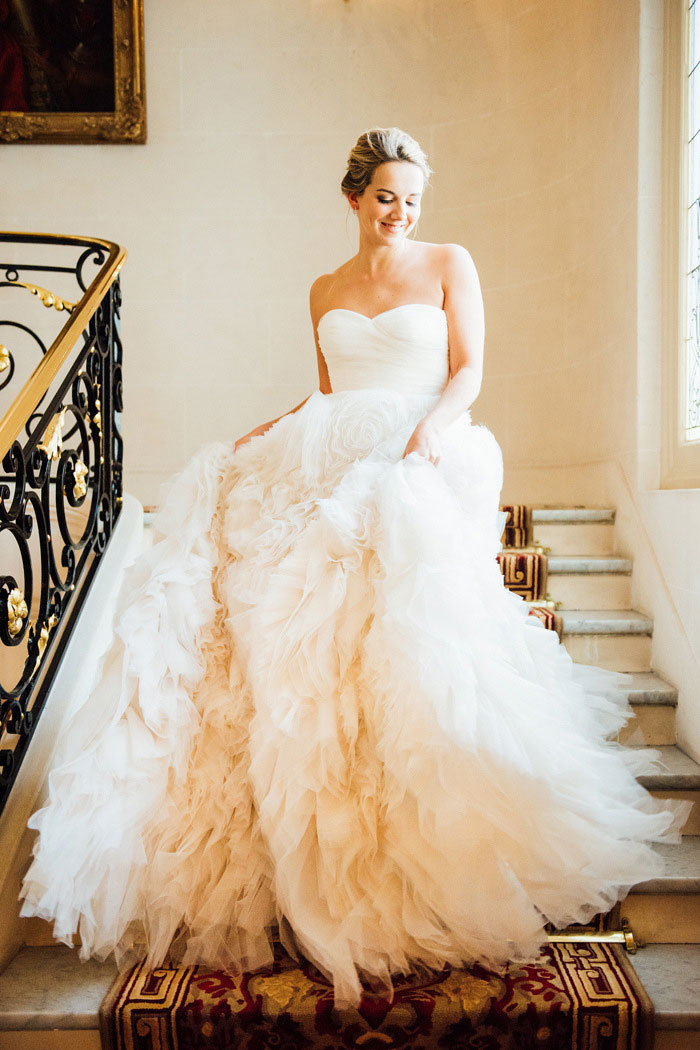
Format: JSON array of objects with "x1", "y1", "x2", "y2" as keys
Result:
[{"x1": 351, "y1": 161, "x2": 424, "y2": 243}]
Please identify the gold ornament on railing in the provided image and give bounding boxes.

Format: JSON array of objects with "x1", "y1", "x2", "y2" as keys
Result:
[
  {"x1": 7, "y1": 588, "x2": 28, "y2": 638},
  {"x1": 33, "y1": 613, "x2": 59, "y2": 672},
  {"x1": 14, "y1": 281, "x2": 75, "y2": 314},
  {"x1": 37, "y1": 407, "x2": 67, "y2": 461},
  {"x1": 72, "y1": 458, "x2": 88, "y2": 499},
  {"x1": 90, "y1": 397, "x2": 102, "y2": 433},
  {"x1": 0, "y1": 344, "x2": 10, "y2": 372}
]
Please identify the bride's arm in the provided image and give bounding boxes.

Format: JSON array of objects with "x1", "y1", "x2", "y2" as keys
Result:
[
  {"x1": 233, "y1": 394, "x2": 312, "y2": 452},
  {"x1": 425, "y1": 244, "x2": 485, "y2": 427},
  {"x1": 402, "y1": 245, "x2": 484, "y2": 464},
  {"x1": 309, "y1": 275, "x2": 333, "y2": 395},
  {"x1": 233, "y1": 278, "x2": 333, "y2": 452}
]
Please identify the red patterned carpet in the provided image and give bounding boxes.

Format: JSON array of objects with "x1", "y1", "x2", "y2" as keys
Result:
[{"x1": 99, "y1": 933, "x2": 653, "y2": 1050}]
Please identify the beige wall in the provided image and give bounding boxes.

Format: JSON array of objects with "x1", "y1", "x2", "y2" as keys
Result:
[
  {"x1": 432, "y1": 3, "x2": 640, "y2": 485},
  {"x1": 3, "y1": 0, "x2": 629, "y2": 502},
  {"x1": 2, "y1": 0, "x2": 698, "y2": 750}
]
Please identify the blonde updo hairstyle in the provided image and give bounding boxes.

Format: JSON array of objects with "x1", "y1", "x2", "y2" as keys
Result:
[{"x1": 341, "y1": 126, "x2": 433, "y2": 203}]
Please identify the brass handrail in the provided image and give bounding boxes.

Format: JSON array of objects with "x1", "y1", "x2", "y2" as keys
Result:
[{"x1": 0, "y1": 232, "x2": 127, "y2": 461}]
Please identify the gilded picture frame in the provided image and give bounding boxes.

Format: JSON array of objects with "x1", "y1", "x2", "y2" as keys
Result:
[{"x1": 0, "y1": 0, "x2": 145, "y2": 144}]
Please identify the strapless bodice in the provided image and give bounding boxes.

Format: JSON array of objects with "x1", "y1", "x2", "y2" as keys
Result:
[{"x1": 317, "y1": 303, "x2": 449, "y2": 395}]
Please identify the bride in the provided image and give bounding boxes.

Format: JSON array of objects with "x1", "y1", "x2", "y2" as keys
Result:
[{"x1": 19, "y1": 126, "x2": 691, "y2": 1009}]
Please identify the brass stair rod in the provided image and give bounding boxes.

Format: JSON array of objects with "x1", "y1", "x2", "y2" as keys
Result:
[{"x1": 548, "y1": 924, "x2": 640, "y2": 952}]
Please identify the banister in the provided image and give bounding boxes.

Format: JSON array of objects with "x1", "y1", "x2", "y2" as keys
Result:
[
  {"x1": 1, "y1": 232, "x2": 127, "y2": 813},
  {"x1": 0, "y1": 232, "x2": 126, "y2": 460}
]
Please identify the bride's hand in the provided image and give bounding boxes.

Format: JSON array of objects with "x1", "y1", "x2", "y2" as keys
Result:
[
  {"x1": 234, "y1": 423, "x2": 269, "y2": 453},
  {"x1": 401, "y1": 419, "x2": 443, "y2": 465}
]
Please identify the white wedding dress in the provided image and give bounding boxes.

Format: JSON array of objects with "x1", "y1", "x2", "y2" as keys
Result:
[{"x1": 19, "y1": 303, "x2": 691, "y2": 1008}]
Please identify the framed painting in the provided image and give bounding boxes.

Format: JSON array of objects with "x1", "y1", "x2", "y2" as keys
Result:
[{"x1": 0, "y1": 0, "x2": 145, "y2": 144}]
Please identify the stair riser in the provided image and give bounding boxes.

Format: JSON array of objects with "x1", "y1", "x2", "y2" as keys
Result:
[
  {"x1": 563, "y1": 634, "x2": 651, "y2": 672},
  {"x1": 2, "y1": 1021, "x2": 698, "y2": 1050},
  {"x1": 650, "y1": 790, "x2": 700, "y2": 835},
  {"x1": 622, "y1": 894, "x2": 700, "y2": 944},
  {"x1": 0, "y1": 1034, "x2": 99, "y2": 1049},
  {"x1": 654, "y1": 1034, "x2": 700, "y2": 1050},
  {"x1": 618, "y1": 706, "x2": 676, "y2": 747},
  {"x1": 532, "y1": 522, "x2": 616, "y2": 555},
  {"x1": 547, "y1": 574, "x2": 631, "y2": 610},
  {"x1": 20, "y1": 916, "x2": 69, "y2": 948}
]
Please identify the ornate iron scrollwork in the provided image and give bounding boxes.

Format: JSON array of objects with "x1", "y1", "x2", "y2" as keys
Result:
[{"x1": 0, "y1": 234, "x2": 124, "y2": 813}]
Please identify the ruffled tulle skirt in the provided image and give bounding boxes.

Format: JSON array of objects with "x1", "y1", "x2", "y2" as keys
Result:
[{"x1": 19, "y1": 388, "x2": 692, "y2": 1008}]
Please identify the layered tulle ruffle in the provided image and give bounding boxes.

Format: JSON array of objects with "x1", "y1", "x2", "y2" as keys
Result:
[{"x1": 19, "y1": 389, "x2": 692, "y2": 1008}]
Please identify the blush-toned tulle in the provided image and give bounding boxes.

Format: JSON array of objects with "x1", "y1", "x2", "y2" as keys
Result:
[{"x1": 19, "y1": 387, "x2": 692, "y2": 1009}]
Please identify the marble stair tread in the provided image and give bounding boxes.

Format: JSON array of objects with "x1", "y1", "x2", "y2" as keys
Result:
[
  {"x1": 631, "y1": 838, "x2": 700, "y2": 893},
  {"x1": 626, "y1": 944, "x2": 700, "y2": 1030},
  {"x1": 633, "y1": 745, "x2": 700, "y2": 790},
  {"x1": 561, "y1": 609, "x2": 654, "y2": 634},
  {"x1": 548, "y1": 556, "x2": 632, "y2": 573},
  {"x1": 531, "y1": 508, "x2": 616, "y2": 522},
  {"x1": 0, "y1": 946, "x2": 117, "y2": 1030},
  {"x1": 2, "y1": 943, "x2": 698, "y2": 1037},
  {"x1": 147, "y1": 506, "x2": 617, "y2": 528},
  {"x1": 614, "y1": 672, "x2": 678, "y2": 705}
]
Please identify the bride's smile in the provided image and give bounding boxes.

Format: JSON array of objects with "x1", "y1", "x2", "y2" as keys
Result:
[{"x1": 348, "y1": 160, "x2": 424, "y2": 246}]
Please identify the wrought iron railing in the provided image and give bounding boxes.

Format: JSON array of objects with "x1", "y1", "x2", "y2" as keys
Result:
[{"x1": 0, "y1": 233, "x2": 126, "y2": 814}]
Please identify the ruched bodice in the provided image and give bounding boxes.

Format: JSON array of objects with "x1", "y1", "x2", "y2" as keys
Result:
[{"x1": 317, "y1": 303, "x2": 449, "y2": 395}]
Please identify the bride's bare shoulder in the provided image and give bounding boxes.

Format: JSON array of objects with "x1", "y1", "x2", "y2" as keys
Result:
[
  {"x1": 414, "y1": 240, "x2": 474, "y2": 263},
  {"x1": 309, "y1": 273, "x2": 332, "y2": 321},
  {"x1": 309, "y1": 271, "x2": 335, "y2": 298},
  {"x1": 421, "y1": 242, "x2": 480, "y2": 290},
  {"x1": 309, "y1": 262, "x2": 352, "y2": 320}
]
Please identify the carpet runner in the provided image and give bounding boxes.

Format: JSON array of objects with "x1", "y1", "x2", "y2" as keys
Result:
[
  {"x1": 99, "y1": 932, "x2": 653, "y2": 1050},
  {"x1": 497, "y1": 503, "x2": 565, "y2": 635},
  {"x1": 497, "y1": 548, "x2": 549, "y2": 602},
  {"x1": 500, "y1": 504, "x2": 532, "y2": 549}
]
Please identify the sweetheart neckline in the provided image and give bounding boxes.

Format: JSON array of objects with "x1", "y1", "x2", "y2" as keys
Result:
[{"x1": 317, "y1": 303, "x2": 446, "y2": 327}]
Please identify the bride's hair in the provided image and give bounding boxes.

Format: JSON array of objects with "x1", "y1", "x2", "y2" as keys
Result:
[{"x1": 341, "y1": 127, "x2": 433, "y2": 199}]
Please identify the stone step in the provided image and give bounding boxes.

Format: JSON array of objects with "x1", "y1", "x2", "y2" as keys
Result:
[
  {"x1": 633, "y1": 838, "x2": 700, "y2": 894},
  {"x1": 1, "y1": 940, "x2": 698, "y2": 1050},
  {"x1": 619, "y1": 704, "x2": 676, "y2": 747},
  {"x1": 562, "y1": 609, "x2": 653, "y2": 671},
  {"x1": 610, "y1": 672, "x2": 677, "y2": 747},
  {"x1": 549, "y1": 575, "x2": 633, "y2": 611},
  {"x1": 616, "y1": 672, "x2": 679, "y2": 704},
  {"x1": 548, "y1": 556, "x2": 633, "y2": 573},
  {"x1": 532, "y1": 508, "x2": 617, "y2": 522},
  {"x1": 623, "y1": 837, "x2": 700, "y2": 944},
  {"x1": 0, "y1": 945, "x2": 113, "y2": 1049},
  {"x1": 561, "y1": 609, "x2": 655, "y2": 634},
  {"x1": 530, "y1": 506, "x2": 617, "y2": 556},
  {"x1": 545, "y1": 556, "x2": 632, "y2": 610},
  {"x1": 636, "y1": 745, "x2": 700, "y2": 791},
  {"x1": 638, "y1": 745, "x2": 700, "y2": 836},
  {"x1": 627, "y1": 943, "x2": 700, "y2": 1047}
]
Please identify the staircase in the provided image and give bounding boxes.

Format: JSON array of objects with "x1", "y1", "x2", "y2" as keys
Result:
[
  {"x1": 0, "y1": 506, "x2": 698, "y2": 1049},
  {"x1": 536, "y1": 507, "x2": 700, "y2": 1050}
]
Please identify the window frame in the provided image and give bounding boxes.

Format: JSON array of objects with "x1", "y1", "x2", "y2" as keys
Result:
[{"x1": 662, "y1": 0, "x2": 700, "y2": 488}]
